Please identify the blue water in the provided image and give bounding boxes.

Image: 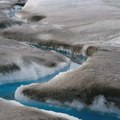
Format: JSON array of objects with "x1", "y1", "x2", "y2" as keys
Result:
[
  {"x1": 18, "y1": 98, "x2": 120, "y2": 120},
  {"x1": 0, "y1": 63, "x2": 70, "y2": 100},
  {"x1": 0, "y1": 54, "x2": 119, "y2": 120},
  {"x1": 33, "y1": 44, "x2": 88, "y2": 64},
  {"x1": 0, "y1": 72, "x2": 120, "y2": 119},
  {"x1": 0, "y1": 81, "x2": 119, "y2": 120},
  {"x1": 1, "y1": 2, "x2": 119, "y2": 120}
]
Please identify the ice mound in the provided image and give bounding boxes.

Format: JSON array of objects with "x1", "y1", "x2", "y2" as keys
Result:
[
  {"x1": 15, "y1": 83, "x2": 120, "y2": 117},
  {"x1": 0, "y1": 98, "x2": 80, "y2": 120},
  {"x1": 0, "y1": 58, "x2": 70, "y2": 85},
  {"x1": 15, "y1": 85, "x2": 81, "y2": 120},
  {"x1": 0, "y1": 38, "x2": 70, "y2": 85},
  {"x1": 45, "y1": 96, "x2": 120, "y2": 116},
  {"x1": 24, "y1": 0, "x2": 103, "y2": 11}
]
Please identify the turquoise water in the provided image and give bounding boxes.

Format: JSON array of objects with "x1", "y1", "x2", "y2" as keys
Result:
[
  {"x1": 0, "y1": 80, "x2": 119, "y2": 120},
  {"x1": 1, "y1": 1, "x2": 119, "y2": 120},
  {"x1": 0, "y1": 48, "x2": 119, "y2": 120},
  {"x1": 33, "y1": 44, "x2": 88, "y2": 64},
  {"x1": 0, "y1": 59, "x2": 119, "y2": 120},
  {"x1": 0, "y1": 62, "x2": 70, "y2": 100}
]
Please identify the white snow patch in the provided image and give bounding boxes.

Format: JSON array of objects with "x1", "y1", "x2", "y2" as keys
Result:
[
  {"x1": 69, "y1": 62, "x2": 80, "y2": 71},
  {"x1": 46, "y1": 99, "x2": 84, "y2": 110},
  {"x1": 105, "y1": 36, "x2": 120, "y2": 47},
  {"x1": 65, "y1": 100, "x2": 84, "y2": 110},
  {"x1": 0, "y1": 57, "x2": 70, "y2": 85},
  {"x1": 46, "y1": 99, "x2": 63, "y2": 106},
  {"x1": 90, "y1": 95, "x2": 120, "y2": 115},
  {"x1": 46, "y1": 96, "x2": 120, "y2": 115}
]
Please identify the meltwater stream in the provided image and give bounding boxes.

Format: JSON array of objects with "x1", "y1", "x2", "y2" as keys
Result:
[
  {"x1": 0, "y1": 52, "x2": 119, "y2": 120},
  {"x1": 0, "y1": 2, "x2": 120, "y2": 120}
]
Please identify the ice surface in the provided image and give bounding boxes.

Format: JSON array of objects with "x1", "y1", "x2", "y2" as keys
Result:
[
  {"x1": 24, "y1": 0, "x2": 103, "y2": 10},
  {"x1": 15, "y1": 86, "x2": 80, "y2": 120},
  {"x1": 0, "y1": 59, "x2": 70, "y2": 85},
  {"x1": 90, "y1": 95, "x2": 120, "y2": 115},
  {"x1": 41, "y1": 109, "x2": 80, "y2": 120},
  {"x1": 15, "y1": 84, "x2": 120, "y2": 116},
  {"x1": 0, "y1": 38, "x2": 70, "y2": 85},
  {"x1": 0, "y1": 98, "x2": 80, "y2": 120}
]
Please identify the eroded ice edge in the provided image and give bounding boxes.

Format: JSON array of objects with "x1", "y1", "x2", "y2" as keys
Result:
[
  {"x1": 0, "y1": 98, "x2": 80, "y2": 120},
  {"x1": 0, "y1": 54, "x2": 70, "y2": 85},
  {"x1": 15, "y1": 58, "x2": 120, "y2": 119},
  {"x1": 2, "y1": 0, "x2": 120, "y2": 119}
]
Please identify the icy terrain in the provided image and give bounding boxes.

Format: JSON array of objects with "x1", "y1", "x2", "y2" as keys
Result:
[{"x1": 0, "y1": 0, "x2": 120, "y2": 120}]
